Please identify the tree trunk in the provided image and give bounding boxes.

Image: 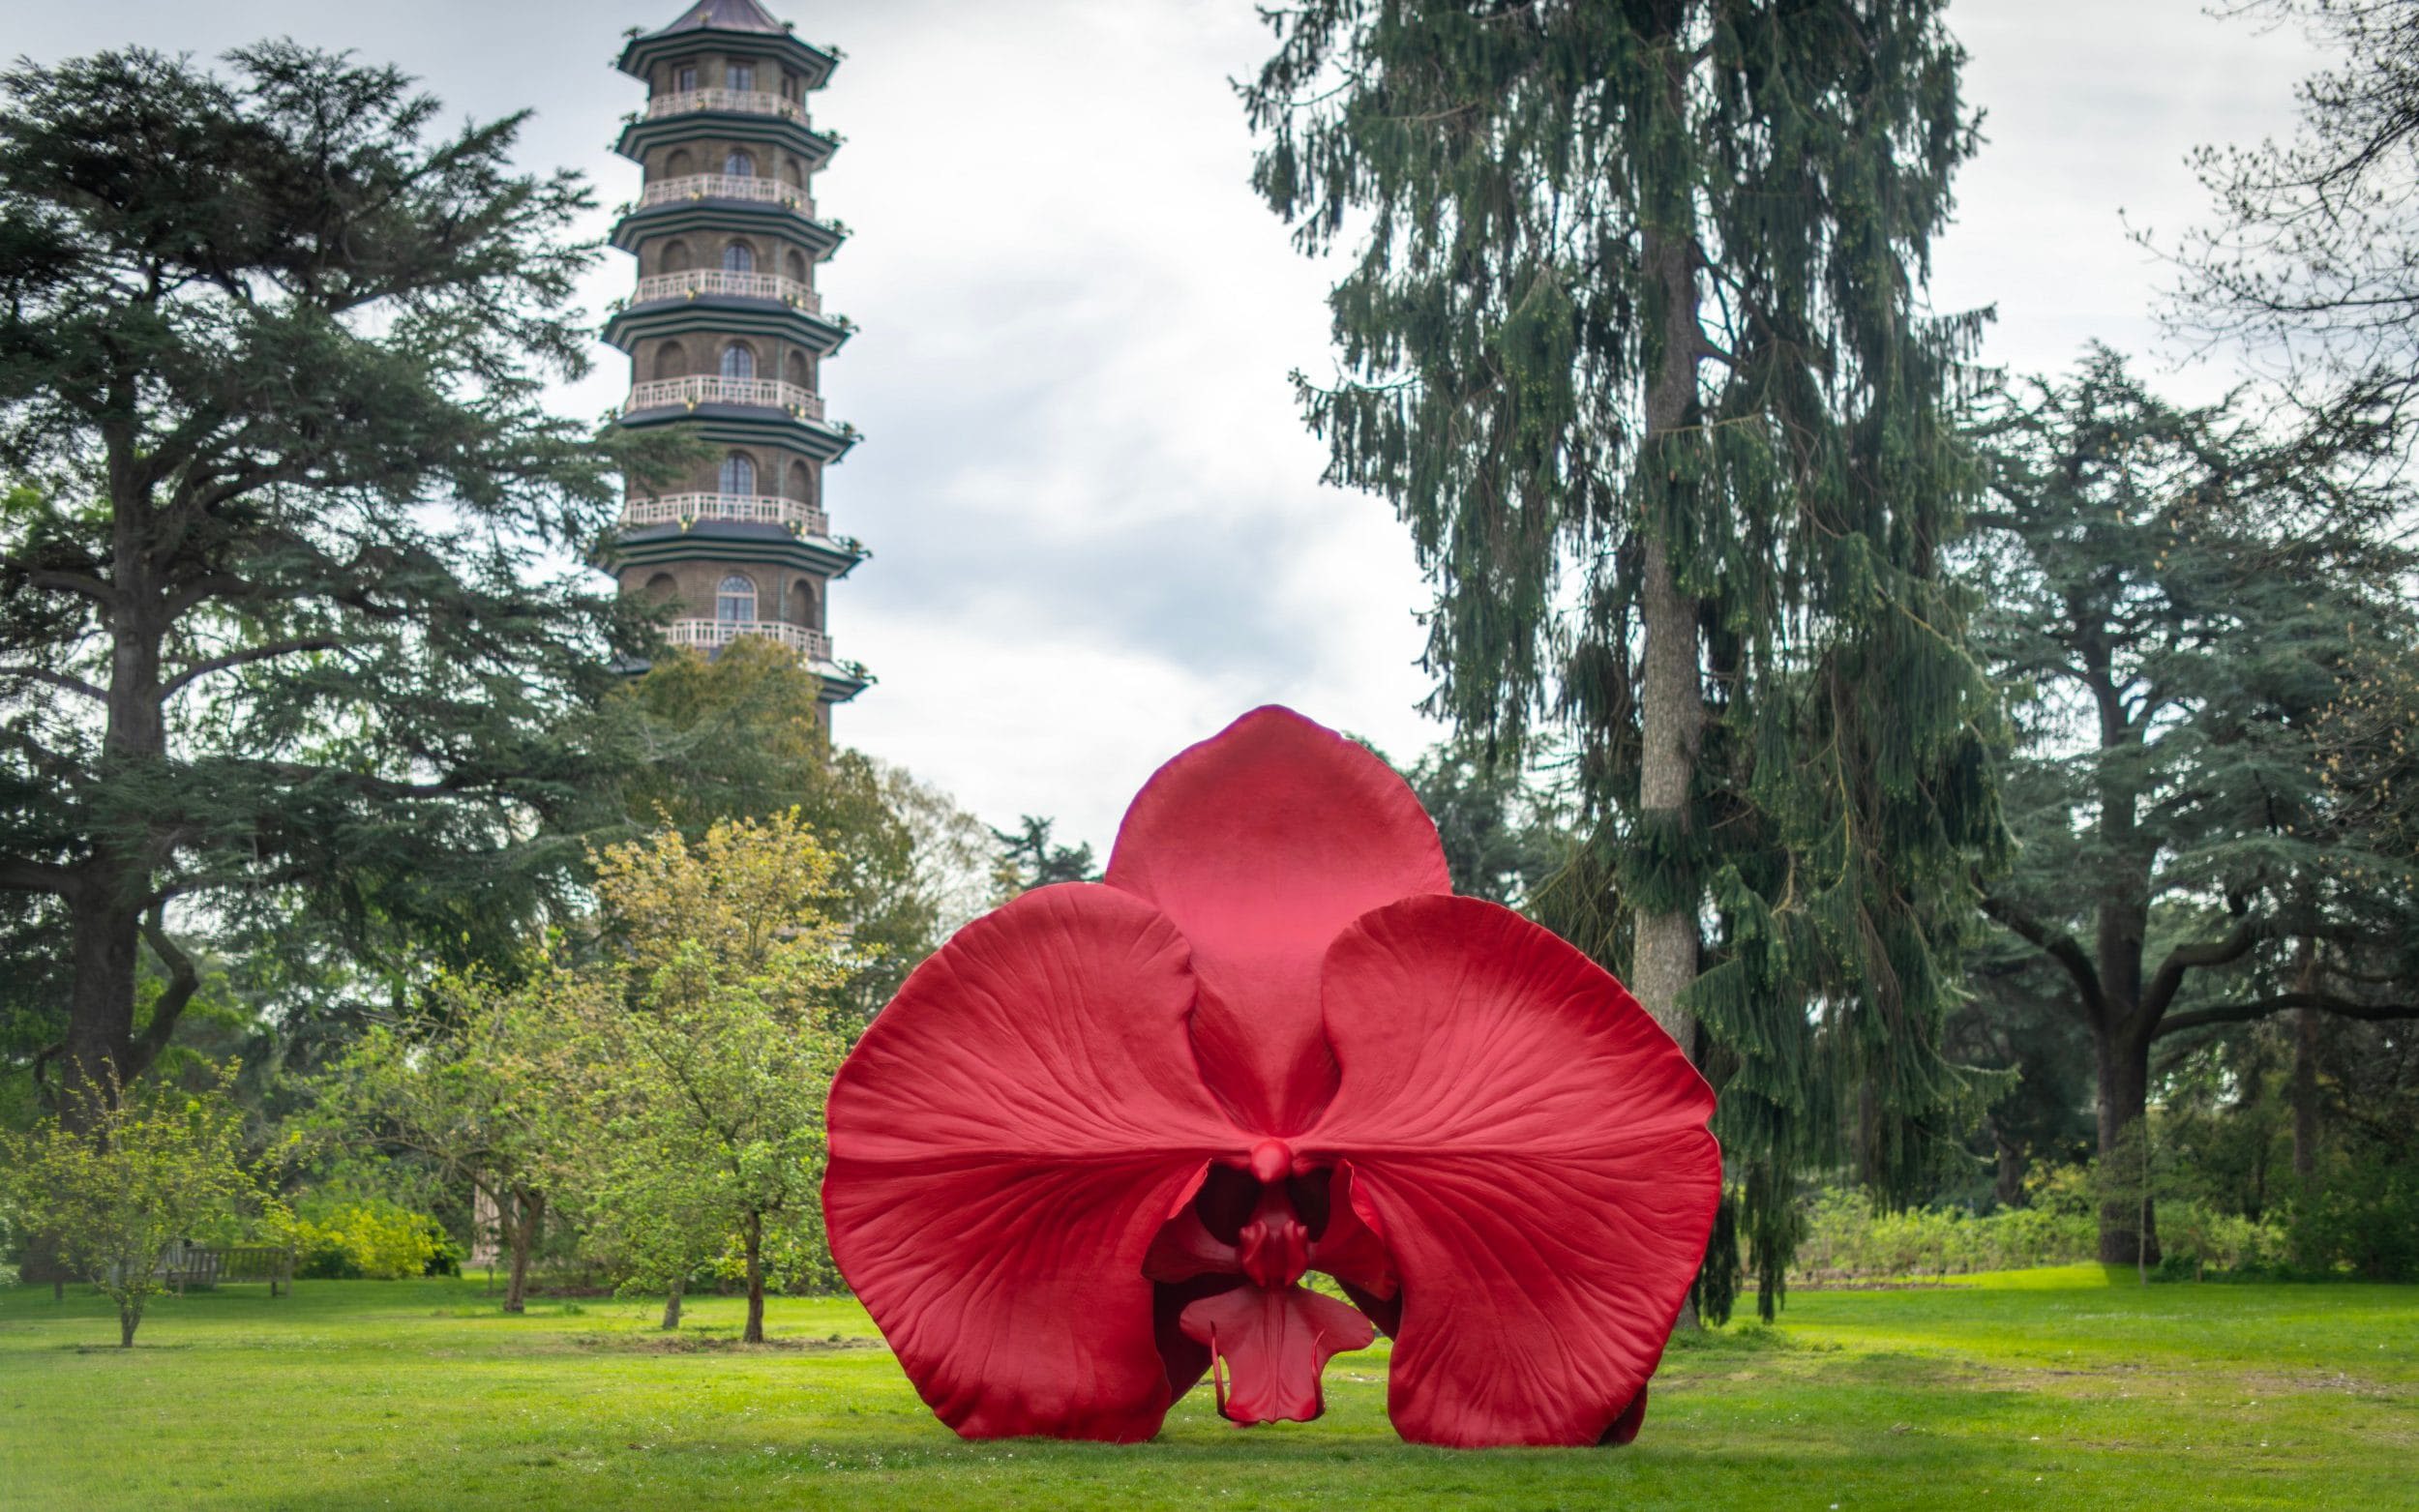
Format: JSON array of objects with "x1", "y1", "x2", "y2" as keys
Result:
[
  {"x1": 1991, "y1": 1120, "x2": 2027, "y2": 1210},
  {"x1": 2291, "y1": 1006, "x2": 2320, "y2": 1183},
  {"x1": 502, "y1": 1189, "x2": 542, "y2": 1314},
  {"x1": 119, "y1": 1302, "x2": 138, "y2": 1349},
  {"x1": 660, "y1": 1276, "x2": 684, "y2": 1331},
  {"x1": 2094, "y1": 1026, "x2": 2160, "y2": 1266},
  {"x1": 742, "y1": 1212, "x2": 765, "y2": 1345},
  {"x1": 60, "y1": 878, "x2": 142, "y2": 1133}
]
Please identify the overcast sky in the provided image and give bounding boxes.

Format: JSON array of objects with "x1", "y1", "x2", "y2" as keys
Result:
[{"x1": 9, "y1": 0, "x2": 2329, "y2": 851}]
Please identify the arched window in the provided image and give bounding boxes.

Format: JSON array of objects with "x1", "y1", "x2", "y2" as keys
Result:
[
  {"x1": 785, "y1": 351, "x2": 810, "y2": 390},
  {"x1": 651, "y1": 341, "x2": 686, "y2": 380},
  {"x1": 789, "y1": 578, "x2": 818, "y2": 627},
  {"x1": 722, "y1": 241, "x2": 755, "y2": 274},
  {"x1": 716, "y1": 574, "x2": 757, "y2": 624},
  {"x1": 785, "y1": 250, "x2": 808, "y2": 284},
  {"x1": 727, "y1": 62, "x2": 756, "y2": 93},
  {"x1": 787, "y1": 460, "x2": 815, "y2": 503},
  {"x1": 719, "y1": 452, "x2": 756, "y2": 495},
  {"x1": 642, "y1": 573, "x2": 677, "y2": 605},
  {"x1": 673, "y1": 64, "x2": 698, "y2": 94},
  {"x1": 720, "y1": 342, "x2": 755, "y2": 380},
  {"x1": 660, "y1": 239, "x2": 692, "y2": 274},
  {"x1": 724, "y1": 148, "x2": 755, "y2": 178},
  {"x1": 782, "y1": 160, "x2": 805, "y2": 189}
]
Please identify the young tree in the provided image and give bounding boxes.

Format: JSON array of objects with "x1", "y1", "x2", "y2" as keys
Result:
[
  {"x1": 1245, "y1": 0, "x2": 2003, "y2": 1314},
  {"x1": 584, "y1": 813, "x2": 850, "y2": 1344},
  {"x1": 323, "y1": 970, "x2": 588, "y2": 1313},
  {"x1": 0, "y1": 44, "x2": 660, "y2": 1120},
  {"x1": 1970, "y1": 348, "x2": 2419, "y2": 1261},
  {"x1": 0, "y1": 1066, "x2": 259, "y2": 1345}
]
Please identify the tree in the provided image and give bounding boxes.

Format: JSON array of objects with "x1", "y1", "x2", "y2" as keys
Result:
[
  {"x1": 584, "y1": 813, "x2": 850, "y2": 1344},
  {"x1": 610, "y1": 637, "x2": 985, "y2": 1017},
  {"x1": 1401, "y1": 744, "x2": 1573, "y2": 907},
  {"x1": 2163, "y1": 0, "x2": 2419, "y2": 433},
  {"x1": 0, "y1": 1065, "x2": 259, "y2": 1345},
  {"x1": 1245, "y1": 0, "x2": 2003, "y2": 1315},
  {"x1": 0, "y1": 44, "x2": 663, "y2": 1120},
  {"x1": 1969, "y1": 348, "x2": 2419, "y2": 1261},
  {"x1": 988, "y1": 815, "x2": 1098, "y2": 897},
  {"x1": 322, "y1": 969, "x2": 588, "y2": 1314}
]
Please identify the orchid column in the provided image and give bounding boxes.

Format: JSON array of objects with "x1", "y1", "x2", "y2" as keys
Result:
[{"x1": 606, "y1": 0, "x2": 871, "y2": 727}]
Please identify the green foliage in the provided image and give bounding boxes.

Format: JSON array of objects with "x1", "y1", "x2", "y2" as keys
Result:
[
  {"x1": 1399, "y1": 745, "x2": 1572, "y2": 907},
  {"x1": 274, "y1": 1197, "x2": 454, "y2": 1281},
  {"x1": 1246, "y1": 0, "x2": 2008, "y2": 1315},
  {"x1": 1790, "y1": 1187, "x2": 2098, "y2": 1282},
  {"x1": 988, "y1": 815, "x2": 1098, "y2": 898},
  {"x1": 0, "y1": 1066, "x2": 261, "y2": 1344},
  {"x1": 0, "y1": 41, "x2": 680, "y2": 1100}
]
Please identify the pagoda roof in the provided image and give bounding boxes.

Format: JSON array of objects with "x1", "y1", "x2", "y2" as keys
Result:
[{"x1": 619, "y1": 1, "x2": 839, "y2": 88}]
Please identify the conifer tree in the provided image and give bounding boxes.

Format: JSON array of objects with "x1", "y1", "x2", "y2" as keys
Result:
[
  {"x1": 0, "y1": 45, "x2": 664, "y2": 1118},
  {"x1": 1246, "y1": 1, "x2": 2003, "y2": 1316}
]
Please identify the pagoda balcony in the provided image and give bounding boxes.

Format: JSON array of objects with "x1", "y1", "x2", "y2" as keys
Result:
[
  {"x1": 629, "y1": 269, "x2": 821, "y2": 314},
  {"x1": 646, "y1": 87, "x2": 808, "y2": 125},
  {"x1": 623, "y1": 374, "x2": 825, "y2": 420},
  {"x1": 665, "y1": 617, "x2": 833, "y2": 663},
  {"x1": 641, "y1": 174, "x2": 815, "y2": 218},
  {"x1": 620, "y1": 491, "x2": 829, "y2": 536}
]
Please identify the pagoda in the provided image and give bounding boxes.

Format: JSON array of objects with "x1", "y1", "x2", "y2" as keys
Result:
[{"x1": 605, "y1": 0, "x2": 869, "y2": 720}]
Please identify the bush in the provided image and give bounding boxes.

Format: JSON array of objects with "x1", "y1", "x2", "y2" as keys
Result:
[
  {"x1": 1791, "y1": 1186, "x2": 2097, "y2": 1282},
  {"x1": 2287, "y1": 1160, "x2": 2419, "y2": 1281},
  {"x1": 280, "y1": 1198, "x2": 454, "y2": 1281}
]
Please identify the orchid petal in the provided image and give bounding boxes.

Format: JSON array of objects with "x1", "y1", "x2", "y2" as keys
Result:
[
  {"x1": 1105, "y1": 706, "x2": 1448, "y2": 1134},
  {"x1": 823, "y1": 884, "x2": 1249, "y2": 1440},
  {"x1": 1303, "y1": 895, "x2": 1720, "y2": 1448},
  {"x1": 1179, "y1": 1284, "x2": 1377, "y2": 1425}
]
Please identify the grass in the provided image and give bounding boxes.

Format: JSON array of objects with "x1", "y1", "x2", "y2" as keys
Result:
[{"x1": 1, "y1": 1265, "x2": 2411, "y2": 1510}]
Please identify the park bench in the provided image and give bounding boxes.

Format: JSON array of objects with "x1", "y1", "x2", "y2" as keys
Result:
[{"x1": 155, "y1": 1241, "x2": 297, "y2": 1297}]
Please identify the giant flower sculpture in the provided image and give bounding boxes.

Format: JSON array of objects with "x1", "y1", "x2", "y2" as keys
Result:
[{"x1": 822, "y1": 708, "x2": 1719, "y2": 1447}]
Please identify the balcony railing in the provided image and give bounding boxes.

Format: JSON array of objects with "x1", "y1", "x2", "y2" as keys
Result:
[
  {"x1": 666, "y1": 618, "x2": 832, "y2": 663},
  {"x1": 620, "y1": 492, "x2": 829, "y2": 536},
  {"x1": 623, "y1": 375, "x2": 825, "y2": 421},
  {"x1": 640, "y1": 174, "x2": 815, "y2": 218},
  {"x1": 629, "y1": 269, "x2": 821, "y2": 314},
  {"x1": 646, "y1": 88, "x2": 807, "y2": 125}
]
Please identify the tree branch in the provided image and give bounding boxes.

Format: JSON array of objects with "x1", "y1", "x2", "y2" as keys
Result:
[
  {"x1": 0, "y1": 667, "x2": 106, "y2": 701},
  {"x1": 1981, "y1": 892, "x2": 2108, "y2": 1024},
  {"x1": 126, "y1": 905, "x2": 200, "y2": 1081},
  {"x1": 2157, "y1": 992, "x2": 2419, "y2": 1038},
  {"x1": 160, "y1": 637, "x2": 344, "y2": 697},
  {"x1": 2141, "y1": 917, "x2": 2259, "y2": 1024},
  {"x1": 0, "y1": 857, "x2": 79, "y2": 893}
]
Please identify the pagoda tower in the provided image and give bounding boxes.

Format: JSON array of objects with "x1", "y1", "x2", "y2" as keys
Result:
[{"x1": 605, "y1": 0, "x2": 869, "y2": 719}]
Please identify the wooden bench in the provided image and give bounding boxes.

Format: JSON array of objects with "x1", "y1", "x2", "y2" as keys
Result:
[{"x1": 155, "y1": 1242, "x2": 296, "y2": 1297}]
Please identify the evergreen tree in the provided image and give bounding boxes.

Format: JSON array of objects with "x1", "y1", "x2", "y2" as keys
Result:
[
  {"x1": 0, "y1": 45, "x2": 665, "y2": 1118},
  {"x1": 1246, "y1": 0, "x2": 2003, "y2": 1316},
  {"x1": 1969, "y1": 348, "x2": 2419, "y2": 1262}
]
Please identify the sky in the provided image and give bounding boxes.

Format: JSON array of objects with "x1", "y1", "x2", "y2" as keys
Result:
[{"x1": 7, "y1": 0, "x2": 2331, "y2": 853}]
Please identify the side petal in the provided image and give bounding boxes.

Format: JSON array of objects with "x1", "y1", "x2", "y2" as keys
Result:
[
  {"x1": 1105, "y1": 706, "x2": 1450, "y2": 1134},
  {"x1": 1301, "y1": 895, "x2": 1720, "y2": 1448},
  {"x1": 823, "y1": 884, "x2": 1248, "y2": 1441},
  {"x1": 1179, "y1": 1284, "x2": 1377, "y2": 1425}
]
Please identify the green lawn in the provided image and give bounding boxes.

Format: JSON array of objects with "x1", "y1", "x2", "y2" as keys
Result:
[{"x1": 1, "y1": 1266, "x2": 2411, "y2": 1510}]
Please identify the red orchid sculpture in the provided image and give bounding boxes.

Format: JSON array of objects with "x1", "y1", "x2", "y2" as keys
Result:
[{"x1": 823, "y1": 707, "x2": 1719, "y2": 1447}]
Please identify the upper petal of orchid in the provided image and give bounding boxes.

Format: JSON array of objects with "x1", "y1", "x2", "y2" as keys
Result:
[
  {"x1": 822, "y1": 883, "x2": 1251, "y2": 1441},
  {"x1": 1299, "y1": 894, "x2": 1721, "y2": 1448},
  {"x1": 1105, "y1": 706, "x2": 1450, "y2": 1135}
]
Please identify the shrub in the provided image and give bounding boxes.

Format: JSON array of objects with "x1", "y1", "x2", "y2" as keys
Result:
[
  {"x1": 1791, "y1": 1186, "x2": 2097, "y2": 1282},
  {"x1": 280, "y1": 1198, "x2": 451, "y2": 1281}
]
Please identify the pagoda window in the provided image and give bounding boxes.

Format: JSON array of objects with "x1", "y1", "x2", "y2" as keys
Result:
[
  {"x1": 719, "y1": 452, "x2": 757, "y2": 495},
  {"x1": 674, "y1": 64, "x2": 698, "y2": 94},
  {"x1": 787, "y1": 460, "x2": 815, "y2": 503},
  {"x1": 720, "y1": 342, "x2": 756, "y2": 380},
  {"x1": 785, "y1": 350, "x2": 810, "y2": 388},
  {"x1": 789, "y1": 579, "x2": 819, "y2": 627},
  {"x1": 665, "y1": 148, "x2": 694, "y2": 178},
  {"x1": 652, "y1": 341, "x2": 687, "y2": 380},
  {"x1": 642, "y1": 573, "x2": 676, "y2": 605},
  {"x1": 661, "y1": 240, "x2": 693, "y2": 274},
  {"x1": 728, "y1": 63, "x2": 756, "y2": 93},
  {"x1": 724, "y1": 149, "x2": 756, "y2": 178},
  {"x1": 722, "y1": 241, "x2": 755, "y2": 274},
  {"x1": 785, "y1": 250, "x2": 808, "y2": 283},
  {"x1": 716, "y1": 574, "x2": 757, "y2": 624}
]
